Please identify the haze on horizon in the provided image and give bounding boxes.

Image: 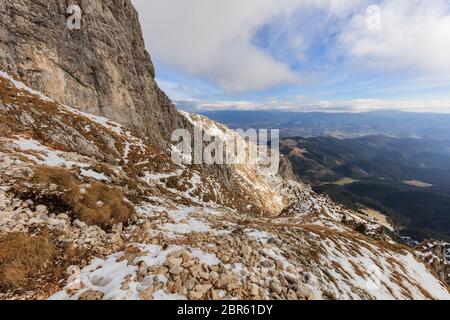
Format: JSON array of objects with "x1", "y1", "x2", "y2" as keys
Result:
[{"x1": 133, "y1": 0, "x2": 450, "y2": 114}]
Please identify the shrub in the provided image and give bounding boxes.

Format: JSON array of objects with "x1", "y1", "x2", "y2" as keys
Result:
[
  {"x1": 31, "y1": 167, "x2": 134, "y2": 229},
  {"x1": 355, "y1": 223, "x2": 367, "y2": 234},
  {"x1": 75, "y1": 182, "x2": 135, "y2": 229},
  {"x1": 32, "y1": 166, "x2": 80, "y2": 196},
  {"x1": 0, "y1": 232, "x2": 55, "y2": 291}
]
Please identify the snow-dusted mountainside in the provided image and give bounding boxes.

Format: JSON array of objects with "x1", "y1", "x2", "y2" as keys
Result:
[{"x1": 0, "y1": 72, "x2": 449, "y2": 300}]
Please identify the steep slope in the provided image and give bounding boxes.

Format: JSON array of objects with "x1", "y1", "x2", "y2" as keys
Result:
[
  {"x1": 0, "y1": 0, "x2": 186, "y2": 146},
  {"x1": 0, "y1": 72, "x2": 449, "y2": 300},
  {"x1": 0, "y1": 0, "x2": 294, "y2": 217}
]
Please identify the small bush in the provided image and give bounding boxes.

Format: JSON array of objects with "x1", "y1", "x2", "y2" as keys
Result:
[
  {"x1": 0, "y1": 232, "x2": 55, "y2": 291},
  {"x1": 31, "y1": 167, "x2": 134, "y2": 229},
  {"x1": 32, "y1": 166, "x2": 79, "y2": 194},
  {"x1": 76, "y1": 182, "x2": 135, "y2": 229},
  {"x1": 355, "y1": 223, "x2": 367, "y2": 234}
]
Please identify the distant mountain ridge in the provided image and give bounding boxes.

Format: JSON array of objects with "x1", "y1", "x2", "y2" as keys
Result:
[
  {"x1": 199, "y1": 110, "x2": 450, "y2": 140},
  {"x1": 280, "y1": 135, "x2": 450, "y2": 242}
]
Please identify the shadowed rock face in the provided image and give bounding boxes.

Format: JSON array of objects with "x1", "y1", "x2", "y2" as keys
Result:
[{"x1": 0, "y1": 0, "x2": 186, "y2": 146}]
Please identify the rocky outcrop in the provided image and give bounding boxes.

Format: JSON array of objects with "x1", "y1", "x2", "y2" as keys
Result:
[
  {"x1": 416, "y1": 241, "x2": 450, "y2": 285},
  {"x1": 0, "y1": 0, "x2": 186, "y2": 146},
  {"x1": 0, "y1": 0, "x2": 302, "y2": 216}
]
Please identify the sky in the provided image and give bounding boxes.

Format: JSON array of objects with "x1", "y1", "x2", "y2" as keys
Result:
[{"x1": 132, "y1": 0, "x2": 450, "y2": 113}]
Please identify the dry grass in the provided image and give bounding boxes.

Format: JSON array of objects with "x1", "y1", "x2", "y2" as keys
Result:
[
  {"x1": 0, "y1": 76, "x2": 121, "y2": 162},
  {"x1": 92, "y1": 163, "x2": 117, "y2": 178},
  {"x1": 32, "y1": 166, "x2": 78, "y2": 190},
  {"x1": 0, "y1": 232, "x2": 55, "y2": 291},
  {"x1": 76, "y1": 182, "x2": 135, "y2": 228},
  {"x1": 0, "y1": 230, "x2": 93, "y2": 295},
  {"x1": 31, "y1": 166, "x2": 134, "y2": 229}
]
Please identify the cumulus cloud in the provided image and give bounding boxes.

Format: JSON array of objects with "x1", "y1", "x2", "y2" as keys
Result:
[
  {"x1": 132, "y1": 0, "x2": 368, "y2": 93},
  {"x1": 132, "y1": 0, "x2": 303, "y2": 93},
  {"x1": 339, "y1": 0, "x2": 450, "y2": 74},
  {"x1": 132, "y1": 0, "x2": 450, "y2": 111}
]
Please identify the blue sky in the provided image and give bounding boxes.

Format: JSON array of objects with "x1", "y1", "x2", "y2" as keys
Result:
[{"x1": 133, "y1": 0, "x2": 450, "y2": 113}]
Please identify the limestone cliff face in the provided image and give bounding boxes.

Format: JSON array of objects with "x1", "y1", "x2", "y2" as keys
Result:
[
  {"x1": 0, "y1": 0, "x2": 185, "y2": 146},
  {"x1": 0, "y1": 0, "x2": 298, "y2": 216}
]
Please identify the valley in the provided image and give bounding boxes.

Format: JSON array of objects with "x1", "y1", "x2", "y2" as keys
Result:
[{"x1": 279, "y1": 135, "x2": 450, "y2": 242}]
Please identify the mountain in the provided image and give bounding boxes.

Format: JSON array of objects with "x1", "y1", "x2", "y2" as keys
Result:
[
  {"x1": 199, "y1": 110, "x2": 450, "y2": 140},
  {"x1": 280, "y1": 135, "x2": 450, "y2": 242},
  {"x1": 0, "y1": 0, "x2": 449, "y2": 300},
  {"x1": 0, "y1": 0, "x2": 186, "y2": 146}
]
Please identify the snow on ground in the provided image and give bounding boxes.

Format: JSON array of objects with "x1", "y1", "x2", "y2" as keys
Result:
[
  {"x1": 0, "y1": 71, "x2": 52, "y2": 102},
  {"x1": 12, "y1": 138, "x2": 89, "y2": 168},
  {"x1": 161, "y1": 219, "x2": 211, "y2": 235},
  {"x1": 80, "y1": 169, "x2": 110, "y2": 182},
  {"x1": 245, "y1": 229, "x2": 276, "y2": 244},
  {"x1": 123, "y1": 141, "x2": 130, "y2": 165},
  {"x1": 50, "y1": 245, "x2": 221, "y2": 301},
  {"x1": 320, "y1": 237, "x2": 450, "y2": 300},
  {"x1": 167, "y1": 206, "x2": 197, "y2": 223},
  {"x1": 190, "y1": 248, "x2": 220, "y2": 265},
  {"x1": 142, "y1": 169, "x2": 183, "y2": 183},
  {"x1": 49, "y1": 253, "x2": 139, "y2": 300}
]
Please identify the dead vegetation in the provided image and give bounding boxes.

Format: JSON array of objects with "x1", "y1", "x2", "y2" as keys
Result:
[
  {"x1": 76, "y1": 182, "x2": 135, "y2": 228},
  {"x1": 30, "y1": 166, "x2": 135, "y2": 229},
  {"x1": 0, "y1": 232, "x2": 55, "y2": 291},
  {"x1": 0, "y1": 229, "x2": 92, "y2": 296}
]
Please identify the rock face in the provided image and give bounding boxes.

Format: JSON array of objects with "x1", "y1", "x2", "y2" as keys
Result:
[
  {"x1": 0, "y1": 0, "x2": 185, "y2": 146},
  {"x1": 416, "y1": 241, "x2": 450, "y2": 285},
  {"x1": 0, "y1": 0, "x2": 300, "y2": 216}
]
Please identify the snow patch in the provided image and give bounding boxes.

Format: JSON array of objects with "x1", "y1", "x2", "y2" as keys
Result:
[{"x1": 80, "y1": 169, "x2": 110, "y2": 182}]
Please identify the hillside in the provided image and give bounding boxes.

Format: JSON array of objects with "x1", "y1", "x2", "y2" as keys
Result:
[
  {"x1": 199, "y1": 110, "x2": 450, "y2": 140},
  {"x1": 280, "y1": 135, "x2": 450, "y2": 242},
  {"x1": 0, "y1": 0, "x2": 449, "y2": 301},
  {"x1": 0, "y1": 71, "x2": 449, "y2": 300}
]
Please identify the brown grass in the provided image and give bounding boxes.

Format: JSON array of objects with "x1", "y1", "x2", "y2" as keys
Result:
[
  {"x1": 32, "y1": 166, "x2": 79, "y2": 190},
  {"x1": 31, "y1": 166, "x2": 134, "y2": 229},
  {"x1": 0, "y1": 232, "x2": 55, "y2": 291},
  {"x1": 349, "y1": 260, "x2": 367, "y2": 278},
  {"x1": 92, "y1": 163, "x2": 116, "y2": 178},
  {"x1": 76, "y1": 182, "x2": 135, "y2": 228}
]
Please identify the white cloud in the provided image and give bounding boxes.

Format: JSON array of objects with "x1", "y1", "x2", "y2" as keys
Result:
[
  {"x1": 132, "y1": 0, "x2": 450, "y2": 106},
  {"x1": 132, "y1": 0, "x2": 367, "y2": 93},
  {"x1": 339, "y1": 0, "x2": 450, "y2": 74},
  {"x1": 132, "y1": 0, "x2": 302, "y2": 93},
  {"x1": 178, "y1": 97, "x2": 450, "y2": 114}
]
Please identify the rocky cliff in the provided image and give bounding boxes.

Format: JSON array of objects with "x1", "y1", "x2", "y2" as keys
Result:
[
  {"x1": 0, "y1": 1, "x2": 449, "y2": 300},
  {"x1": 0, "y1": 0, "x2": 185, "y2": 146}
]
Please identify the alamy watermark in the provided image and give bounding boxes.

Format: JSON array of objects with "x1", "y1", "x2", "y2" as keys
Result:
[
  {"x1": 66, "y1": 4, "x2": 382, "y2": 31},
  {"x1": 67, "y1": 5, "x2": 82, "y2": 30},
  {"x1": 171, "y1": 126, "x2": 280, "y2": 175},
  {"x1": 367, "y1": 5, "x2": 382, "y2": 30}
]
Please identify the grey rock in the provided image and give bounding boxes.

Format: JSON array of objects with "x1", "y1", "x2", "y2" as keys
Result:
[{"x1": 0, "y1": 0, "x2": 187, "y2": 148}]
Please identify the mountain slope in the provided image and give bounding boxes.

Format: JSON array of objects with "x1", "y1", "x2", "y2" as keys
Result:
[
  {"x1": 0, "y1": 72, "x2": 448, "y2": 300},
  {"x1": 0, "y1": 0, "x2": 186, "y2": 146},
  {"x1": 280, "y1": 135, "x2": 450, "y2": 242}
]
